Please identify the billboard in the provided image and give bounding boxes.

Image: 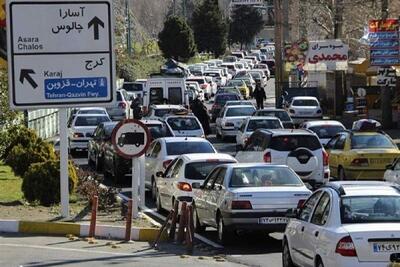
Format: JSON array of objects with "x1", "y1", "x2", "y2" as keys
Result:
[
  {"x1": 369, "y1": 19, "x2": 400, "y2": 66},
  {"x1": 305, "y1": 40, "x2": 349, "y2": 71}
]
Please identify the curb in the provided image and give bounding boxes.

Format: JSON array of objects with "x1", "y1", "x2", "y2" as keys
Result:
[{"x1": 0, "y1": 219, "x2": 167, "y2": 242}]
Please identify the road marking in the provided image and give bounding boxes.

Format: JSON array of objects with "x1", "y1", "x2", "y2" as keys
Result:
[
  {"x1": 0, "y1": 243, "x2": 133, "y2": 256},
  {"x1": 141, "y1": 206, "x2": 224, "y2": 249}
]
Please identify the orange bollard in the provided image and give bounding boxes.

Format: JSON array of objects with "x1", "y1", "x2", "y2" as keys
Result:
[
  {"x1": 176, "y1": 201, "x2": 187, "y2": 242},
  {"x1": 89, "y1": 195, "x2": 98, "y2": 238},
  {"x1": 169, "y1": 200, "x2": 179, "y2": 240},
  {"x1": 125, "y1": 200, "x2": 133, "y2": 242}
]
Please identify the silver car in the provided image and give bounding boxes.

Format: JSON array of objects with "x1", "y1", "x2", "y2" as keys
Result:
[{"x1": 192, "y1": 163, "x2": 311, "y2": 244}]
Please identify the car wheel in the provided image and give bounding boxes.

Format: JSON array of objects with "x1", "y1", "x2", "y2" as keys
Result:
[
  {"x1": 193, "y1": 204, "x2": 206, "y2": 233},
  {"x1": 151, "y1": 177, "x2": 157, "y2": 201},
  {"x1": 156, "y1": 190, "x2": 163, "y2": 213},
  {"x1": 316, "y1": 258, "x2": 324, "y2": 267},
  {"x1": 339, "y1": 167, "x2": 346, "y2": 180},
  {"x1": 282, "y1": 238, "x2": 295, "y2": 267},
  {"x1": 217, "y1": 214, "x2": 232, "y2": 245}
]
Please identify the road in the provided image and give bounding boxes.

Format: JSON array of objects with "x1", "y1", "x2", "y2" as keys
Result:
[{"x1": 68, "y1": 79, "x2": 283, "y2": 267}]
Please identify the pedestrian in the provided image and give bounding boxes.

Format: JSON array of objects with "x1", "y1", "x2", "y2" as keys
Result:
[
  {"x1": 190, "y1": 98, "x2": 211, "y2": 137},
  {"x1": 131, "y1": 95, "x2": 143, "y2": 119},
  {"x1": 253, "y1": 82, "x2": 266, "y2": 110}
]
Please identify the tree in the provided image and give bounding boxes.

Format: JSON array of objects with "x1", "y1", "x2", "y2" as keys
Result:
[
  {"x1": 158, "y1": 16, "x2": 196, "y2": 61},
  {"x1": 192, "y1": 0, "x2": 227, "y2": 57},
  {"x1": 229, "y1": 5, "x2": 264, "y2": 49}
]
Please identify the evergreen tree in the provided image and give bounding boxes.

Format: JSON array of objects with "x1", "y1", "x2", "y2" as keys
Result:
[
  {"x1": 192, "y1": 0, "x2": 227, "y2": 57},
  {"x1": 229, "y1": 5, "x2": 264, "y2": 49},
  {"x1": 158, "y1": 16, "x2": 196, "y2": 62}
]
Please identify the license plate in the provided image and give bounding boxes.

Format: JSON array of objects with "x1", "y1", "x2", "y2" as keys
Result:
[
  {"x1": 370, "y1": 158, "x2": 392, "y2": 165},
  {"x1": 299, "y1": 112, "x2": 310, "y2": 115},
  {"x1": 258, "y1": 217, "x2": 288, "y2": 224},
  {"x1": 373, "y1": 243, "x2": 400, "y2": 253}
]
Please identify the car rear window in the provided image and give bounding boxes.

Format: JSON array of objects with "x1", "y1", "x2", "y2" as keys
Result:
[
  {"x1": 247, "y1": 119, "x2": 282, "y2": 131},
  {"x1": 187, "y1": 79, "x2": 205, "y2": 84},
  {"x1": 351, "y1": 134, "x2": 396, "y2": 149},
  {"x1": 226, "y1": 107, "x2": 255, "y2": 117},
  {"x1": 227, "y1": 80, "x2": 244, "y2": 86},
  {"x1": 166, "y1": 142, "x2": 215, "y2": 155},
  {"x1": 270, "y1": 135, "x2": 321, "y2": 151},
  {"x1": 215, "y1": 94, "x2": 240, "y2": 104},
  {"x1": 167, "y1": 117, "x2": 200, "y2": 131},
  {"x1": 292, "y1": 99, "x2": 318, "y2": 106},
  {"x1": 123, "y1": 83, "x2": 143, "y2": 92},
  {"x1": 74, "y1": 116, "x2": 110, "y2": 127},
  {"x1": 185, "y1": 161, "x2": 234, "y2": 180},
  {"x1": 117, "y1": 92, "x2": 122, "y2": 101},
  {"x1": 229, "y1": 166, "x2": 303, "y2": 187},
  {"x1": 147, "y1": 124, "x2": 173, "y2": 139},
  {"x1": 341, "y1": 196, "x2": 400, "y2": 224},
  {"x1": 78, "y1": 109, "x2": 106, "y2": 114},
  {"x1": 257, "y1": 111, "x2": 291, "y2": 121},
  {"x1": 309, "y1": 125, "x2": 345, "y2": 139}
]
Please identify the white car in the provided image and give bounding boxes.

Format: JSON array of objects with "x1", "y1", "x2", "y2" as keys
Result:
[
  {"x1": 144, "y1": 137, "x2": 217, "y2": 199},
  {"x1": 186, "y1": 76, "x2": 213, "y2": 99},
  {"x1": 192, "y1": 163, "x2": 311, "y2": 244},
  {"x1": 164, "y1": 115, "x2": 205, "y2": 137},
  {"x1": 283, "y1": 181, "x2": 400, "y2": 267},
  {"x1": 287, "y1": 96, "x2": 323, "y2": 125},
  {"x1": 144, "y1": 104, "x2": 187, "y2": 119},
  {"x1": 384, "y1": 157, "x2": 400, "y2": 184},
  {"x1": 236, "y1": 129, "x2": 330, "y2": 189},
  {"x1": 68, "y1": 114, "x2": 111, "y2": 154},
  {"x1": 155, "y1": 153, "x2": 237, "y2": 212},
  {"x1": 215, "y1": 105, "x2": 256, "y2": 140},
  {"x1": 186, "y1": 81, "x2": 205, "y2": 102},
  {"x1": 236, "y1": 116, "x2": 283, "y2": 149},
  {"x1": 106, "y1": 89, "x2": 132, "y2": 120},
  {"x1": 300, "y1": 120, "x2": 346, "y2": 146},
  {"x1": 204, "y1": 70, "x2": 227, "y2": 87}
]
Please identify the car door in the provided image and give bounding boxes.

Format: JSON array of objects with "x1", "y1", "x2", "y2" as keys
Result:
[
  {"x1": 145, "y1": 141, "x2": 156, "y2": 186},
  {"x1": 162, "y1": 159, "x2": 184, "y2": 209},
  {"x1": 215, "y1": 107, "x2": 225, "y2": 132},
  {"x1": 157, "y1": 159, "x2": 179, "y2": 209},
  {"x1": 207, "y1": 167, "x2": 227, "y2": 227},
  {"x1": 235, "y1": 132, "x2": 267, "y2": 163},
  {"x1": 197, "y1": 168, "x2": 221, "y2": 225},
  {"x1": 327, "y1": 134, "x2": 347, "y2": 177},
  {"x1": 288, "y1": 190, "x2": 323, "y2": 266},
  {"x1": 302, "y1": 191, "x2": 331, "y2": 267},
  {"x1": 236, "y1": 121, "x2": 246, "y2": 146}
]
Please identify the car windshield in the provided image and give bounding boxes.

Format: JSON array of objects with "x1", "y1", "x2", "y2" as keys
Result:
[
  {"x1": 185, "y1": 161, "x2": 234, "y2": 180},
  {"x1": 292, "y1": 99, "x2": 319, "y2": 106},
  {"x1": 187, "y1": 79, "x2": 205, "y2": 84},
  {"x1": 247, "y1": 120, "x2": 282, "y2": 131},
  {"x1": 270, "y1": 135, "x2": 321, "y2": 151},
  {"x1": 166, "y1": 142, "x2": 215, "y2": 155},
  {"x1": 309, "y1": 125, "x2": 345, "y2": 139},
  {"x1": 215, "y1": 94, "x2": 240, "y2": 104},
  {"x1": 226, "y1": 101, "x2": 252, "y2": 106},
  {"x1": 351, "y1": 134, "x2": 396, "y2": 149},
  {"x1": 229, "y1": 166, "x2": 303, "y2": 187},
  {"x1": 167, "y1": 118, "x2": 200, "y2": 131},
  {"x1": 147, "y1": 124, "x2": 173, "y2": 139},
  {"x1": 227, "y1": 80, "x2": 244, "y2": 86},
  {"x1": 226, "y1": 107, "x2": 255, "y2": 117},
  {"x1": 104, "y1": 123, "x2": 118, "y2": 136},
  {"x1": 249, "y1": 72, "x2": 261, "y2": 79},
  {"x1": 257, "y1": 111, "x2": 291, "y2": 121},
  {"x1": 78, "y1": 109, "x2": 106, "y2": 114},
  {"x1": 74, "y1": 116, "x2": 110, "y2": 126},
  {"x1": 341, "y1": 196, "x2": 400, "y2": 224}
]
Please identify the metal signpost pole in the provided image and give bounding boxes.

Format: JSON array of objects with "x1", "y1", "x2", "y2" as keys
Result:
[
  {"x1": 139, "y1": 154, "x2": 145, "y2": 208},
  {"x1": 132, "y1": 157, "x2": 139, "y2": 218},
  {"x1": 59, "y1": 108, "x2": 69, "y2": 218}
]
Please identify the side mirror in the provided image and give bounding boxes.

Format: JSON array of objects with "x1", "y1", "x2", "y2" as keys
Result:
[
  {"x1": 192, "y1": 182, "x2": 201, "y2": 189},
  {"x1": 156, "y1": 171, "x2": 164, "y2": 178},
  {"x1": 286, "y1": 208, "x2": 299, "y2": 219}
]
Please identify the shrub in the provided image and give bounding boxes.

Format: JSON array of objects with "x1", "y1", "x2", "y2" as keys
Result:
[
  {"x1": 76, "y1": 169, "x2": 118, "y2": 210},
  {"x1": 1, "y1": 125, "x2": 39, "y2": 160},
  {"x1": 22, "y1": 160, "x2": 78, "y2": 206}
]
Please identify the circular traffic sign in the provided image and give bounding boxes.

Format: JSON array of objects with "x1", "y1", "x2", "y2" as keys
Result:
[{"x1": 111, "y1": 119, "x2": 151, "y2": 159}]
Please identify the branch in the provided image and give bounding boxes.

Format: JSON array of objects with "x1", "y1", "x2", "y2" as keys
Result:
[{"x1": 312, "y1": 17, "x2": 333, "y2": 36}]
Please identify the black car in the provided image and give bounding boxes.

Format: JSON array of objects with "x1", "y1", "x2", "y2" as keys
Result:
[
  {"x1": 210, "y1": 93, "x2": 241, "y2": 122},
  {"x1": 88, "y1": 121, "x2": 118, "y2": 171},
  {"x1": 253, "y1": 108, "x2": 294, "y2": 129}
]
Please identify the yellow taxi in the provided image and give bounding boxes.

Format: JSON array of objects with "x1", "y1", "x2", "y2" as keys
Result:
[
  {"x1": 325, "y1": 130, "x2": 400, "y2": 180},
  {"x1": 226, "y1": 79, "x2": 250, "y2": 99}
]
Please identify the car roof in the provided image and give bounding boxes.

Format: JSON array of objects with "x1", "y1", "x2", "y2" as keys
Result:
[
  {"x1": 165, "y1": 115, "x2": 196, "y2": 119},
  {"x1": 77, "y1": 107, "x2": 106, "y2": 111},
  {"x1": 74, "y1": 114, "x2": 110, "y2": 117},
  {"x1": 258, "y1": 128, "x2": 315, "y2": 136},
  {"x1": 247, "y1": 116, "x2": 280, "y2": 121},
  {"x1": 181, "y1": 153, "x2": 236, "y2": 162},
  {"x1": 303, "y1": 120, "x2": 345, "y2": 127},
  {"x1": 150, "y1": 104, "x2": 185, "y2": 109},
  {"x1": 226, "y1": 105, "x2": 256, "y2": 109},
  {"x1": 325, "y1": 181, "x2": 400, "y2": 197},
  {"x1": 257, "y1": 108, "x2": 286, "y2": 112},
  {"x1": 140, "y1": 119, "x2": 163, "y2": 125},
  {"x1": 219, "y1": 163, "x2": 291, "y2": 169},
  {"x1": 159, "y1": 137, "x2": 210, "y2": 143},
  {"x1": 292, "y1": 96, "x2": 318, "y2": 100},
  {"x1": 215, "y1": 93, "x2": 240, "y2": 97}
]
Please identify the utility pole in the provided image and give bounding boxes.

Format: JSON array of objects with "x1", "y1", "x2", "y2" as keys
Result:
[
  {"x1": 182, "y1": 0, "x2": 187, "y2": 19},
  {"x1": 380, "y1": 0, "x2": 392, "y2": 128},
  {"x1": 333, "y1": 0, "x2": 344, "y2": 118},
  {"x1": 173, "y1": 0, "x2": 176, "y2": 16},
  {"x1": 274, "y1": 0, "x2": 284, "y2": 107},
  {"x1": 125, "y1": 0, "x2": 132, "y2": 56}
]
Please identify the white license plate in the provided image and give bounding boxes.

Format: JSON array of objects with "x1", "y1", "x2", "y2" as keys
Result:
[
  {"x1": 299, "y1": 112, "x2": 310, "y2": 115},
  {"x1": 258, "y1": 217, "x2": 288, "y2": 224},
  {"x1": 373, "y1": 243, "x2": 400, "y2": 253}
]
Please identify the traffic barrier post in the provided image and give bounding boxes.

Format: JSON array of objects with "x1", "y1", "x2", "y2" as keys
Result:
[
  {"x1": 185, "y1": 205, "x2": 194, "y2": 254},
  {"x1": 152, "y1": 209, "x2": 173, "y2": 248},
  {"x1": 177, "y1": 201, "x2": 187, "y2": 243},
  {"x1": 89, "y1": 195, "x2": 98, "y2": 238},
  {"x1": 168, "y1": 199, "x2": 179, "y2": 240},
  {"x1": 124, "y1": 199, "x2": 133, "y2": 242}
]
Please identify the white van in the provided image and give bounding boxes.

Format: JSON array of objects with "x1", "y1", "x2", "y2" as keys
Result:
[{"x1": 143, "y1": 78, "x2": 189, "y2": 108}]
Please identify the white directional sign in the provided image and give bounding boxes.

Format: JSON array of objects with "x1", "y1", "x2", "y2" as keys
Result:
[
  {"x1": 6, "y1": 0, "x2": 115, "y2": 109},
  {"x1": 112, "y1": 120, "x2": 151, "y2": 159}
]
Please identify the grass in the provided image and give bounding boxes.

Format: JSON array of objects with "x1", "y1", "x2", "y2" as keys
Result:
[{"x1": 0, "y1": 163, "x2": 23, "y2": 203}]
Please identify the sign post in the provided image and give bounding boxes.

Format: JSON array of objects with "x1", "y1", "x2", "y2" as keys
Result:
[
  {"x1": 112, "y1": 119, "x2": 150, "y2": 218},
  {"x1": 6, "y1": 0, "x2": 115, "y2": 218}
]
